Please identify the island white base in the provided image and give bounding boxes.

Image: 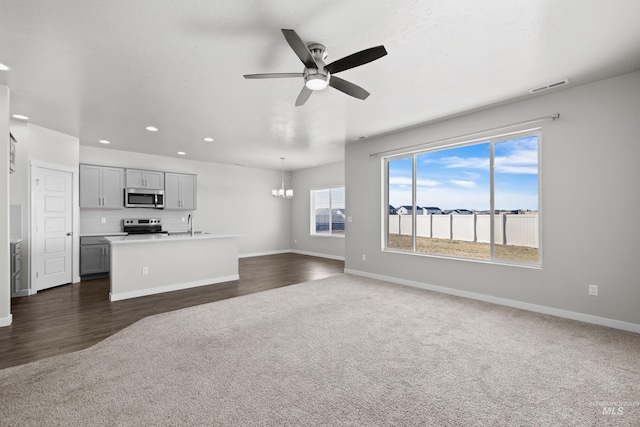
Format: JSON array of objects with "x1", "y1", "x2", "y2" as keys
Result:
[
  {"x1": 110, "y1": 274, "x2": 239, "y2": 302},
  {"x1": 108, "y1": 235, "x2": 239, "y2": 302}
]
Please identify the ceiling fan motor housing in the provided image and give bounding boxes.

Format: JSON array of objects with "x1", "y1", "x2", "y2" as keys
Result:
[{"x1": 304, "y1": 43, "x2": 329, "y2": 90}]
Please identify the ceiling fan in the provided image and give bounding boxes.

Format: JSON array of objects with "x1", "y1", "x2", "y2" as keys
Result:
[{"x1": 243, "y1": 29, "x2": 387, "y2": 106}]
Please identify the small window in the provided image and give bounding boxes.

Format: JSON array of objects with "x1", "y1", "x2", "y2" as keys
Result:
[{"x1": 311, "y1": 187, "x2": 345, "y2": 236}]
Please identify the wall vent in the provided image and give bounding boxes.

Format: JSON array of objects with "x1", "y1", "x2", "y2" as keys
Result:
[{"x1": 528, "y1": 79, "x2": 570, "y2": 94}]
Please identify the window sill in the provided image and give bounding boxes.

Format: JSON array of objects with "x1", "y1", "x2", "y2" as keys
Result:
[{"x1": 382, "y1": 247, "x2": 542, "y2": 270}]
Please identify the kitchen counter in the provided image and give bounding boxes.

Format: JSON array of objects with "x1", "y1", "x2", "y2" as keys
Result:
[
  {"x1": 107, "y1": 232, "x2": 240, "y2": 301},
  {"x1": 105, "y1": 232, "x2": 241, "y2": 245},
  {"x1": 80, "y1": 232, "x2": 127, "y2": 237}
]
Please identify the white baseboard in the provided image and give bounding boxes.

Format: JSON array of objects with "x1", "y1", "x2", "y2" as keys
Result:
[
  {"x1": 239, "y1": 249, "x2": 291, "y2": 258},
  {"x1": 109, "y1": 274, "x2": 239, "y2": 302},
  {"x1": 344, "y1": 269, "x2": 640, "y2": 334},
  {"x1": 239, "y1": 249, "x2": 345, "y2": 261},
  {"x1": 291, "y1": 250, "x2": 345, "y2": 261},
  {"x1": 0, "y1": 314, "x2": 13, "y2": 327}
]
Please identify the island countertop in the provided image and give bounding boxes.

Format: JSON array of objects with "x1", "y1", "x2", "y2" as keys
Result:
[{"x1": 105, "y1": 232, "x2": 242, "y2": 245}]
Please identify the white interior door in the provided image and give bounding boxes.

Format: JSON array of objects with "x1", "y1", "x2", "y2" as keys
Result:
[{"x1": 33, "y1": 166, "x2": 73, "y2": 291}]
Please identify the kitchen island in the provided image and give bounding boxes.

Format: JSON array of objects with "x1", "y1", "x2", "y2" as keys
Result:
[{"x1": 106, "y1": 232, "x2": 241, "y2": 301}]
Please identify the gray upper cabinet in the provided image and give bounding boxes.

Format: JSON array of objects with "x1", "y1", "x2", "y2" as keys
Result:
[
  {"x1": 165, "y1": 173, "x2": 197, "y2": 209},
  {"x1": 125, "y1": 169, "x2": 164, "y2": 190},
  {"x1": 80, "y1": 165, "x2": 125, "y2": 209}
]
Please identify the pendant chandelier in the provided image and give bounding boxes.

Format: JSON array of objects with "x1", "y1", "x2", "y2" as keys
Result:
[{"x1": 272, "y1": 157, "x2": 293, "y2": 199}]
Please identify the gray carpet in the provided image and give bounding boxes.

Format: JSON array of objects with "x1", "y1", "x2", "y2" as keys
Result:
[{"x1": 1, "y1": 274, "x2": 639, "y2": 426}]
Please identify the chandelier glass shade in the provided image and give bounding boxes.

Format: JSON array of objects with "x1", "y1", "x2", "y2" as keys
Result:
[{"x1": 273, "y1": 157, "x2": 293, "y2": 199}]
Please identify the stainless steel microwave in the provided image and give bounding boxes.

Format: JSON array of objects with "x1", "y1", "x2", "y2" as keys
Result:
[{"x1": 124, "y1": 188, "x2": 165, "y2": 209}]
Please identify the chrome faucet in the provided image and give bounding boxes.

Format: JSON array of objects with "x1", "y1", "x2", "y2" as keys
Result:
[{"x1": 187, "y1": 214, "x2": 194, "y2": 237}]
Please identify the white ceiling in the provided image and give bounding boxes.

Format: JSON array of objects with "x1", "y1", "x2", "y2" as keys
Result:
[{"x1": 1, "y1": 1, "x2": 639, "y2": 171}]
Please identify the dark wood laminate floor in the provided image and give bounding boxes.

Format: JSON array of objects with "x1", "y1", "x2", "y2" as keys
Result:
[{"x1": 0, "y1": 253, "x2": 344, "y2": 370}]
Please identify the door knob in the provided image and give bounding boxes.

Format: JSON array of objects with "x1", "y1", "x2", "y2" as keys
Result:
[{"x1": 66, "y1": 232, "x2": 73, "y2": 236}]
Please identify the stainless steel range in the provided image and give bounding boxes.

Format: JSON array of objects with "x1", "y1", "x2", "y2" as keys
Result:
[{"x1": 122, "y1": 218, "x2": 168, "y2": 235}]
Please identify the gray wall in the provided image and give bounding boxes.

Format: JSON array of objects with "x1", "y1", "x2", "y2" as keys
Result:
[
  {"x1": 345, "y1": 71, "x2": 640, "y2": 328},
  {"x1": 291, "y1": 162, "x2": 345, "y2": 260}
]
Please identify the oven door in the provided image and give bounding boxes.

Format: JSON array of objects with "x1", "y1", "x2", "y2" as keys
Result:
[{"x1": 125, "y1": 188, "x2": 164, "y2": 208}]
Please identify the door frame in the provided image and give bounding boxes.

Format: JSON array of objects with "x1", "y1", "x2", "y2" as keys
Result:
[{"x1": 30, "y1": 160, "x2": 80, "y2": 294}]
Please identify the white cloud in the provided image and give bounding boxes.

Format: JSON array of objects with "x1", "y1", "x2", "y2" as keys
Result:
[
  {"x1": 494, "y1": 143, "x2": 538, "y2": 174},
  {"x1": 389, "y1": 176, "x2": 412, "y2": 186},
  {"x1": 390, "y1": 176, "x2": 440, "y2": 187},
  {"x1": 450, "y1": 180, "x2": 476, "y2": 188},
  {"x1": 418, "y1": 178, "x2": 440, "y2": 187},
  {"x1": 442, "y1": 156, "x2": 489, "y2": 169}
]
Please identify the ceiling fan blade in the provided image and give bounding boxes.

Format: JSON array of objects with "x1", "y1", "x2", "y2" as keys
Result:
[
  {"x1": 325, "y1": 45, "x2": 387, "y2": 74},
  {"x1": 295, "y1": 86, "x2": 313, "y2": 106},
  {"x1": 281, "y1": 29, "x2": 318, "y2": 69},
  {"x1": 243, "y1": 73, "x2": 303, "y2": 79},
  {"x1": 329, "y1": 76, "x2": 370, "y2": 100}
]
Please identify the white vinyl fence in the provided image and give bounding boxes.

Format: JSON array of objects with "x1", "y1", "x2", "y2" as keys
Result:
[{"x1": 389, "y1": 213, "x2": 539, "y2": 248}]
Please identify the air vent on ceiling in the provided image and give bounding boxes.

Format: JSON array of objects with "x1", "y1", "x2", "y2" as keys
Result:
[{"x1": 528, "y1": 79, "x2": 570, "y2": 94}]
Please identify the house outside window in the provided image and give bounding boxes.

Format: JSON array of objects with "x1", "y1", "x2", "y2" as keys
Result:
[
  {"x1": 311, "y1": 186, "x2": 345, "y2": 236},
  {"x1": 385, "y1": 131, "x2": 540, "y2": 265}
]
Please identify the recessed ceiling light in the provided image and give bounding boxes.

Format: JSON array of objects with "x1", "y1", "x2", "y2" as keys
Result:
[
  {"x1": 12, "y1": 114, "x2": 29, "y2": 120},
  {"x1": 99, "y1": 140, "x2": 110, "y2": 144},
  {"x1": 203, "y1": 137, "x2": 214, "y2": 142},
  {"x1": 177, "y1": 151, "x2": 186, "y2": 156},
  {"x1": 146, "y1": 126, "x2": 159, "y2": 132},
  {"x1": 0, "y1": 63, "x2": 10, "y2": 71}
]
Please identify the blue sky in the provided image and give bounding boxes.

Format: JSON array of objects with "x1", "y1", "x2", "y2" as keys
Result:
[{"x1": 388, "y1": 135, "x2": 539, "y2": 211}]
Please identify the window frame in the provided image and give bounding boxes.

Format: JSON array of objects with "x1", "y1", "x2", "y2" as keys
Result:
[
  {"x1": 310, "y1": 185, "x2": 346, "y2": 238},
  {"x1": 383, "y1": 129, "x2": 542, "y2": 267}
]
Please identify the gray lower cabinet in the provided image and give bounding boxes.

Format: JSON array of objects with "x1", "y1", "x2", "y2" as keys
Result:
[
  {"x1": 10, "y1": 241, "x2": 21, "y2": 295},
  {"x1": 80, "y1": 236, "x2": 112, "y2": 277}
]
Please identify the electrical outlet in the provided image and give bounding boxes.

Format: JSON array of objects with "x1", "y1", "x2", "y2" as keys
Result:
[
  {"x1": 362, "y1": 254, "x2": 366, "y2": 261},
  {"x1": 347, "y1": 216, "x2": 353, "y2": 223},
  {"x1": 294, "y1": 239, "x2": 297, "y2": 244},
  {"x1": 101, "y1": 218, "x2": 106, "y2": 224},
  {"x1": 589, "y1": 284, "x2": 598, "y2": 296},
  {"x1": 181, "y1": 217, "x2": 185, "y2": 223},
  {"x1": 142, "y1": 266, "x2": 149, "y2": 275}
]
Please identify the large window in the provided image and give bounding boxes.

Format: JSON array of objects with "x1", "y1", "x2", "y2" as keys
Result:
[
  {"x1": 311, "y1": 186, "x2": 345, "y2": 236},
  {"x1": 386, "y1": 132, "x2": 540, "y2": 265}
]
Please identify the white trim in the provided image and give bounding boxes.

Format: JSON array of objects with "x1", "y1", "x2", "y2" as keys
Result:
[
  {"x1": 30, "y1": 159, "x2": 78, "y2": 174},
  {"x1": 109, "y1": 274, "x2": 239, "y2": 302},
  {"x1": 292, "y1": 249, "x2": 345, "y2": 261},
  {"x1": 0, "y1": 314, "x2": 12, "y2": 327},
  {"x1": 344, "y1": 269, "x2": 640, "y2": 334},
  {"x1": 239, "y1": 249, "x2": 291, "y2": 258}
]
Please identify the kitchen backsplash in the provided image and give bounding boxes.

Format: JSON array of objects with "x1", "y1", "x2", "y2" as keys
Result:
[{"x1": 80, "y1": 209, "x2": 195, "y2": 235}]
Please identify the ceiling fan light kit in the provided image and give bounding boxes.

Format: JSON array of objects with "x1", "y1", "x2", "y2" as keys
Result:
[
  {"x1": 244, "y1": 29, "x2": 387, "y2": 106},
  {"x1": 304, "y1": 72, "x2": 329, "y2": 91}
]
